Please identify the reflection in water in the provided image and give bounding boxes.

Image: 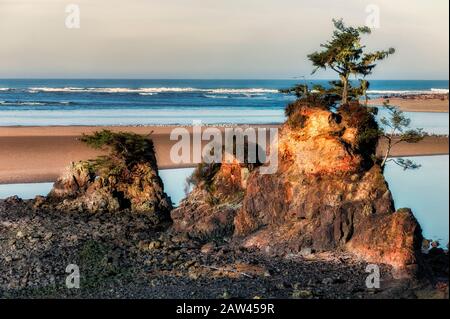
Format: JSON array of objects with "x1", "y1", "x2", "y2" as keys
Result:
[
  {"x1": 159, "y1": 168, "x2": 195, "y2": 206},
  {"x1": 0, "y1": 157, "x2": 447, "y2": 245},
  {"x1": 376, "y1": 109, "x2": 449, "y2": 135},
  {"x1": 384, "y1": 155, "x2": 449, "y2": 245},
  {"x1": 0, "y1": 182, "x2": 53, "y2": 200}
]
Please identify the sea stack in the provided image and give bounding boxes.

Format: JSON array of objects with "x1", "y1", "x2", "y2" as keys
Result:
[
  {"x1": 46, "y1": 130, "x2": 172, "y2": 223},
  {"x1": 172, "y1": 100, "x2": 423, "y2": 275}
]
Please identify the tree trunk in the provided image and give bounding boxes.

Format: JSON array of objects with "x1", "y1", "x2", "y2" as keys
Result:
[
  {"x1": 341, "y1": 75, "x2": 349, "y2": 104},
  {"x1": 380, "y1": 138, "x2": 392, "y2": 168}
]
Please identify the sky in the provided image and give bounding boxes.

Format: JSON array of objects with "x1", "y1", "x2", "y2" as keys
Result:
[{"x1": 0, "y1": 0, "x2": 448, "y2": 79}]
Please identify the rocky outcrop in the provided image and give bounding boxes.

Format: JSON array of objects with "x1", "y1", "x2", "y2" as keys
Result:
[
  {"x1": 172, "y1": 101, "x2": 423, "y2": 274},
  {"x1": 346, "y1": 208, "x2": 422, "y2": 276},
  {"x1": 45, "y1": 131, "x2": 172, "y2": 222},
  {"x1": 171, "y1": 161, "x2": 248, "y2": 239}
]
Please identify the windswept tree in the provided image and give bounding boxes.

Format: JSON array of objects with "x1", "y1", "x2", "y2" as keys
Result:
[
  {"x1": 307, "y1": 19, "x2": 395, "y2": 104},
  {"x1": 280, "y1": 19, "x2": 423, "y2": 172},
  {"x1": 379, "y1": 101, "x2": 426, "y2": 170}
]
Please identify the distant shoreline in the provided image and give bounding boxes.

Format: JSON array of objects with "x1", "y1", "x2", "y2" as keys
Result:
[
  {"x1": 0, "y1": 125, "x2": 448, "y2": 184},
  {"x1": 368, "y1": 94, "x2": 449, "y2": 113}
]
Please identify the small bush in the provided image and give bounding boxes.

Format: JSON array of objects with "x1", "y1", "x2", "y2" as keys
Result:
[
  {"x1": 338, "y1": 102, "x2": 380, "y2": 160},
  {"x1": 187, "y1": 162, "x2": 221, "y2": 188},
  {"x1": 81, "y1": 130, "x2": 156, "y2": 166},
  {"x1": 80, "y1": 130, "x2": 157, "y2": 178},
  {"x1": 287, "y1": 111, "x2": 308, "y2": 129}
]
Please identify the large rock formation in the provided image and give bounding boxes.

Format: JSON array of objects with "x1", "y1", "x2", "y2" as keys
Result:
[
  {"x1": 171, "y1": 161, "x2": 249, "y2": 239},
  {"x1": 172, "y1": 101, "x2": 423, "y2": 274},
  {"x1": 45, "y1": 131, "x2": 172, "y2": 222}
]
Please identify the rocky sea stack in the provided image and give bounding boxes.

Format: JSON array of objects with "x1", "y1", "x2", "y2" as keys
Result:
[
  {"x1": 172, "y1": 100, "x2": 423, "y2": 275},
  {"x1": 45, "y1": 130, "x2": 172, "y2": 222}
]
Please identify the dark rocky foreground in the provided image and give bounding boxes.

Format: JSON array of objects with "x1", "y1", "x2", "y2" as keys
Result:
[
  {"x1": 0, "y1": 197, "x2": 447, "y2": 299},
  {"x1": 1, "y1": 120, "x2": 448, "y2": 299}
]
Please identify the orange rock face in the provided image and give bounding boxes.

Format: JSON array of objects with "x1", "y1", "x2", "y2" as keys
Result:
[
  {"x1": 172, "y1": 102, "x2": 423, "y2": 274},
  {"x1": 346, "y1": 208, "x2": 423, "y2": 277}
]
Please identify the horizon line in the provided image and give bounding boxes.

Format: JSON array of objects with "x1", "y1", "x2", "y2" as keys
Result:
[{"x1": 0, "y1": 78, "x2": 449, "y2": 81}]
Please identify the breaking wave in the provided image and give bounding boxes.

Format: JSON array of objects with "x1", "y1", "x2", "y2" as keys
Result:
[
  {"x1": 0, "y1": 100, "x2": 74, "y2": 106},
  {"x1": 2, "y1": 86, "x2": 446, "y2": 96},
  {"x1": 17, "y1": 87, "x2": 278, "y2": 94}
]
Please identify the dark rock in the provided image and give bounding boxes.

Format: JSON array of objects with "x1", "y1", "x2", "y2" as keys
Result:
[
  {"x1": 5, "y1": 195, "x2": 23, "y2": 205},
  {"x1": 171, "y1": 162, "x2": 247, "y2": 239}
]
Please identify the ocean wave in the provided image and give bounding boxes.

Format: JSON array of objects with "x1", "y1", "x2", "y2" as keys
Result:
[
  {"x1": 203, "y1": 92, "x2": 272, "y2": 99},
  {"x1": 207, "y1": 88, "x2": 278, "y2": 94},
  {"x1": 0, "y1": 100, "x2": 74, "y2": 106},
  {"x1": 203, "y1": 94, "x2": 230, "y2": 99},
  {"x1": 3, "y1": 86, "x2": 446, "y2": 96},
  {"x1": 24, "y1": 87, "x2": 279, "y2": 94}
]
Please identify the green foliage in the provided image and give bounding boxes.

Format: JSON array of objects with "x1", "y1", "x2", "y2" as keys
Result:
[
  {"x1": 307, "y1": 18, "x2": 394, "y2": 103},
  {"x1": 187, "y1": 162, "x2": 221, "y2": 189},
  {"x1": 338, "y1": 102, "x2": 380, "y2": 161},
  {"x1": 286, "y1": 110, "x2": 309, "y2": 129},
  {"x1": 380, "y1": 101, "x2": 425, "y2": 138},
  {"x1": 282, "y1": 86, "x2": 341, "y2": 111},
  {"x1": 280, "y1": 84, "x2": 311, "y2": 98},
  {"x1": 280, "y1": 18, "x2": 393, "y2": 108},
  {"x1": 80, "y1": 130, "x2": 156, "y2": 178},
  {"x1": 81, "y1": 130, "x2": 155, "y2": 165},
  {"x1": 308, "y1": 18, "x2": 394, "y2": 77},
  {"x1": 379, "y1": 101, "x2": 427, "y2": 170}
]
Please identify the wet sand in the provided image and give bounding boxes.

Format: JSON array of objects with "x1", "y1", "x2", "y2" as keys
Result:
[
  {"x1": 369, "y1": 96, "x2": 449, "y2": 113},
  {"x1": 0, "y1": 125, "x2": 448, "y2": 184}
]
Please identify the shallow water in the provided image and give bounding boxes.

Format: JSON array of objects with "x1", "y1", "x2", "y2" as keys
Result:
[
  {"x1": 0, "y1": 156, "x2": 448, "y2": 245},
  {"x1": 0, "y1": 182, "x2": 53, "y2": 200},
  {"x1": 376, "y1": 108, "x2": 449, "y2": 135},
  {"x1": 384, "y1": 155, "x2": 449, "y2": 246},
  {"x1": 159, "y1": 167, "x2": 195, "y2": 205}
]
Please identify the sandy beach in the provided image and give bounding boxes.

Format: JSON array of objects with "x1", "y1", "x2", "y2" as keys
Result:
[
  {"x1": 369, "y1": 95, "x2": 449, "y2": 113},
  {"x1": 0, "y1": 125, "x2": 448, "y2": 184}
]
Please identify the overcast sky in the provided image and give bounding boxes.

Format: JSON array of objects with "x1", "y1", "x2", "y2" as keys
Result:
[{"x1": 0, "y1": 0, "x2": 448, "y2": 79}]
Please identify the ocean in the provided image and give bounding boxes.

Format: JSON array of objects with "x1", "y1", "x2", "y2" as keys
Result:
[{"x1": 0, "y1": 79, "x2": 449, "y2": 132}]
